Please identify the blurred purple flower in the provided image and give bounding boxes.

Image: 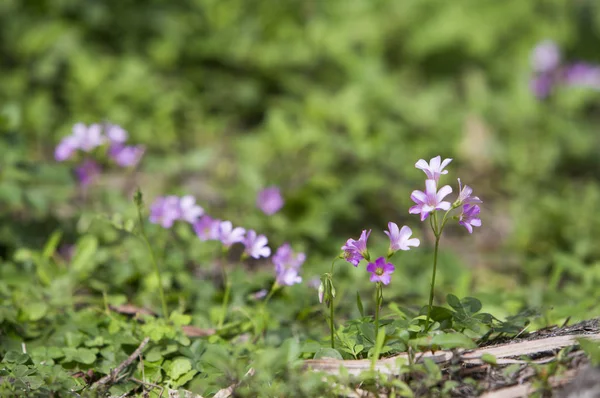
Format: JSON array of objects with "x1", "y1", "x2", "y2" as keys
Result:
[
  {"x1": 149, "y1": 195, "x2": 181, "y2": 228},
  {"x1": 563, "y1": 62, "x2": 600, "y2": 89},
  {"x1": 409, "y1": 179, "x2": 453, "y2": 221},
  {"x1": 218, "y1": 221, "x2": 246, "y2": 247},
  {"x1": 109, "y1": 144, "x2": 145, "y2": 167},
  {"x1": 257, "y1": 186, "x2": 284, "y2": 215},
  {"x1": 273, "y1": 243, "x2": 306, "y2": 270},
  {"x1": 531, "y1": 40, "x2": 561, "y2": 73},
  {"x1": 276, "y1": 267, "x2": 302, "y2": 286},
  {"x1": 366, "y1": 257, "x2": 395, "y2": 285},
  {"x1": 273, "y1": 243, "x2": 305, "y2": 286},
  {"x1": 341, "y1": 229, "x2": 371, "y2": 266},
  {"x1": 415, "y1": 156, "x2": 452, "y2": 182},
  {"x1": 55, "y1": 136, "x2": 80, "y2": 161},
  {"x1": 253, "y1": 289, "x2": 268, "y2": 299},
  {"x1": 74, "y1": 159, "x2": 101, "y2": 186},
  {"x1": 384, "y1": 222, "x2": 420, "y2": 252},
  {"x1": 243, "y1": 230, "x2": 271, "y2": 259},
  {"x1": 456, "y1": 178, "x2": 482, "y2": 206},
  {"x1": 193, "y1": 215, "x2": 221, "y2": 241},
  {"x1": 72, "y1": 123, "x2": 105, "y2": 152},
  {"x1": 105, "y1": 124, "x2": 128, "y2": 143},
  {"x1": 530, "y1": 73, "x2": 555, "y2": 99},
  {"x1": 178, "y1": 195, "x2": 204, "y2": 223},
  {"x1": 458, "y1": 204, "x2": 482, "y2": 234}
]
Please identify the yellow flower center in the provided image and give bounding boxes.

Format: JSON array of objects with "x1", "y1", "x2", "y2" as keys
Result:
[{"x1": 375, "y1": 267, "x2": 384, "y2": 276}]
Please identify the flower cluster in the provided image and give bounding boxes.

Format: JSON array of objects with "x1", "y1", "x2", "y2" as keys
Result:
[
  {"x1": 410, "y1": 156, "x2": 482, "y2": 233},
  {"x1": 149, "y1": 195, "x2": 204, "y2": 228},
  {"x1": 55, "y1": 123, "x2": 145, "y2": 185},
  {"x1": 273, "y1": 243, "x2": 306, "y2": 286},
  {"x1": 149, "y1": 190, "x2": 304, "y2": 283},
  {"x1": 530, "y1": 40, "x2": 600, "y2": 99},
  {"x1": 340, "y1": 222, "x2": 419, "y2": 285}
]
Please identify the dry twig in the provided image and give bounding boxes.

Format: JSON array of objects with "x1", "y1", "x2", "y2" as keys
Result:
[{"x1": 91, "y1": 337, "x2": 151, "y2": 390}]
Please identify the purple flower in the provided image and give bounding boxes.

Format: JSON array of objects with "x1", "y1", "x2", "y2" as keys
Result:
[
  {"x1": 384, "y1": 222, "x2": 420, "y2": 252},
  {"x1": 178, "y1": 195, "x2": 204, "y2": 223},
  {"x1": 409, "y1": 179, "x2": 453, "y2": 221},
  {"x1": 109, "y1": 144, "x2": 145, "y2": 167},
  {"x1": 273, "y1": 243, "x2": 305, "y2": 286},
  {"x1": 366, "y1": 257, "x2": 395, "y2": 285},
  {"x1": 72, "y1": 123, "x2": 105, "y2": 152},
  {"x1": 193, "y1": 215, "x2": 221, "y2": 241},
  {"x1": 415, "y1": 156, "x2": 452, "y2": 182},
  {"x1": 243, "y1": 230, "x2": 271, "y2": 259},
  {"x1": 149, "y1": 195, "x2": 181, "y2": 228},
  {"x1": 530, "y1": 73, "x2": 555, "y2": 99},
  {"x1": 456, "y1": 178, "x2": 482, "y2": 206},
  {"x1": 218, "y1": 221, "x2": 246, "y2": 247},
  {"x1": 563, "y1": 62, "x2": 600, "y2": 89},
  {"x1": 458, "y1": 204, "x2": 482, "y2": 234},
  {"x1": 276, "y1": 267, "x2": 302, "y2": 286},
  {"x1": 55, "y1": 136, "x2": 80, "y2": 161},
  {"x1": 273, "y1": 243, "x2": 306, "y2": 270},
  {"x1": 253, "y1": 289, "x2": 268, "y2": 299},
  {"x1": 531, "y1": 40, "x2": 561, "y2": 73},
  {"x1": 74, "y1": 159, "x2": 101, "y2": 186},
  {"x1": 257, "y1": 186, "x2": 284, "y2": 215},
  {"x1": 105, "y1": 124, "x2": 128, "y2": 143},
  {"x1": 341, "y1": 229, "x2": 371, "y2": 266}
]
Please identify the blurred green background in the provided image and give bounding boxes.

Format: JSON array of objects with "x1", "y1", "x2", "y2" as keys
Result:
[{"x1": 1, "y1": 0, "x2": 600, "y2": 327}]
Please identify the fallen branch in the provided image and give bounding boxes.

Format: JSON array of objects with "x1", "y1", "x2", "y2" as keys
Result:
[
  {"x1": 91, "y1": 337, "x2": 151, "y2": 390},
  {"x1": 304, "y1": 332, "x2": 600, "y2": 376}
]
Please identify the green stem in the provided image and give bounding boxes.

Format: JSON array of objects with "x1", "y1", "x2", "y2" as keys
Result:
[
  {"x1": 426, "y1": 235, "x2": 441, "y2": 331},
  {"x1": 426, "y1": 211, "x2": 441, "y2": 331},
  {"x1": 329, "y1": 258, "x2": 337, "y2": 349},
  {"x1": 218, "y1": 251, "x2": 230, "y2": 329},
  {"x1": 330, "y1": 300, "x2": 335, "y2": 349},
  {"x1": 263, "y1": 282, "x2": 279, "y2": 306},
  {"x1": 374, "y1": 283, "x2": 381, "y2": 341},
  {"x1": 136, "y1": 207, "x2": 168, "y2": 318}
]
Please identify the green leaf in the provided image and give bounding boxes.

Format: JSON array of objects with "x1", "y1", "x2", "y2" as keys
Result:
[
  {"x1": 359, "y1": 323, "x2": 376, "y2": 344},
  {"x1": 42, "y1": 230, "x2": 63, "y2": 259},
  {"x1": 169, "y1": 357, "x2": 192, "y2": 380},
  {"x1": 23, "y1": 302, "x2": 48, "y2": 321},
  {"x1": 428, "y1": 306, "x2": 454, "y2": 322},
  {"x1": 356, "y1": 292, "x2": 365, "y2": 317},
  {"x1": 578, "y1": 338, "x2": 600, "y2": 366},
  {"x1": 145, "y1": 347, "x2": 163, "y2": 363},
  {"x1": 301, "y1": 342, "x2": 321, "y2": 354},
  {"x1": 74, "y1": 348, "x2": 97, "y2": 365},
  {"x1": 460, "y1": 297, "x2": 482, "y2": 314},
  {"x1": 313, "y1": 348, "x2": 343, "y2": 360},
  {"x1": 71, "y1": 235, "x2": 98, "y2": 278},
  {"x1": 430, "y1": 333, "x2": 476, "y2": 349},
  {"x1": 370, "y1": 327, "x2": 386, "y2": 362},
  {"x1": 47, "y1": 347, "x2": 64, "y2": 359},
  {"x1": 446, "y1": 294, "x2": 461, "y2": 310},
  {"x1": 169, "y1": 311, "x2": 192, "y2": 327},
  {"x1": 170, "y1": 369, "x2": 198, "y2": 388},
  {"x1": 481, "y1": 353, "x2": 497, "y2": 365},
  {"x1": 447, "y1": 294, "x2": 482, "y2": 315},
  {"x1": 2, "y1": 351, "x2": 30, "y2": 364}
]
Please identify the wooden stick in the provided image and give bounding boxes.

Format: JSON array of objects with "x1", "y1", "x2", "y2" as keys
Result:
[
  {"x1": 304, "y1": 333, "x2": 600, "y2": 376},
  {"x1": 91, "y1": 337, "x2": 151, "y2": 389}
]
